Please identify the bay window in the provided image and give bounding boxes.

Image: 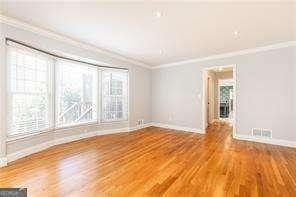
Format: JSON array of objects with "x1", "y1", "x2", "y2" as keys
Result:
[{"x1": 6, "y1": 43, "x2": 129, "y2": 137}]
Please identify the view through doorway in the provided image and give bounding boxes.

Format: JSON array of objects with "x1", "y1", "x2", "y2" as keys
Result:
[
  {"x1": 203, "y1": 65, "x2": 236, "y2": 136},
  {"x1": 218, "y1": 79, "x2": 234, "y2": 123}
]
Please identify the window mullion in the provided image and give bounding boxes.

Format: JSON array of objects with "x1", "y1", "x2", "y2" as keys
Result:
[
  {"x1": 51, "y1": 58, "x2": 56, "y2": 130},
  {"x1": 97, "y1": 68, "x2": 101, "y2": 124}
]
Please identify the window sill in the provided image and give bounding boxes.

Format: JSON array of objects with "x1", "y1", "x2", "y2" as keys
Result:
[
  {"x1": 100, "y1": 119, "x2": 129, "y2": 124},
  {"x1": 55, "y1": 121, "x2": 99, "y2": 130},
  {"x1": 7, "y1": 120, "x2": 129, "y2": 143},
  {"x1": 7, "y1": 129, "x2": 54, "y2": 142},
  {"x1": 7, "y1": 121, "x2": 99, "y2": 142}
]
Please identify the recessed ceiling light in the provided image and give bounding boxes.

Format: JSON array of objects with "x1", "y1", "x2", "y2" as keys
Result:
[
  {"x1": 234, "y1": 31, "x2": 239, "y2": 36},
  {"x1": 154, "y1": 12, "x2": 162, "y2": 18},
  {"x1": 159, "y1": 50, "x2": 163, "y2": 54}
]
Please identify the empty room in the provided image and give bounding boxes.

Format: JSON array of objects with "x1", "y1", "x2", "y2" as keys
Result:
[{"x1": 0, "y1": 1, "x2": 295, "y2": 197}]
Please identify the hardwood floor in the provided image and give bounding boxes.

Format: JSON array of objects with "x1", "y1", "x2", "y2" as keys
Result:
[{"x1": 0, "y1": 122, "x2": 296, "y2": 196}]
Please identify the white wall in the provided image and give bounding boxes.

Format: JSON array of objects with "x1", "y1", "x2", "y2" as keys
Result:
[
  {"x1": 152, "y1": 46, "x2": 296, "y2": 142},
  {"x1": 0, "y1": 23, "x2": 152, "y2": 160}
]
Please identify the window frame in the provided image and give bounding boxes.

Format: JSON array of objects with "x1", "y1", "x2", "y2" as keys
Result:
[
  {"x1": 6, "y1": 45, "x2": 55, "y2": 138},
  {"x1": 54, "y1": 59, "x2": 99, "y2": 129},
  {"x1": 100, "y1": 69, "x2": 129, "y2": 123},
  {"x1": 6, "y1": 44, "x2": 129, "y2": 139}
]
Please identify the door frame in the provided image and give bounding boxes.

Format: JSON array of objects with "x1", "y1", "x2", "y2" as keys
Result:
[
  {"x1": 202, "y1": 64, "x2": 237, "y2": 137},
  {"x1": 205, "y1": 72, "x2": 214, "y2": 125}
]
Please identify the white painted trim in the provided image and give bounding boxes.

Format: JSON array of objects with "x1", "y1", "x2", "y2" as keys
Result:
[
  {"x1": 7, "y1": 140, "x2": 55, "y2": 163},
  {"x1": 154, "y1": 41, "x2": 296, "y2": 69},
  {"x1": 151, "y1": 123, "x2": 296, "y2": 148},
  {"x1": 0, "y1": 14, "x2": 152, "y2": 69},
  {"x1": 130, "y1": 123, "x2": 153, "y2": 131},
  {"x1": 218, "y1": 79, "x2": 233, "y2": 86},
  {"x1": 234, "y1": 134, "x2": 296, "y2": 148},
  {"x1": 232, "y1": 65, "x2": 237, "y2": 138},
  {"x1": 202, "y1": 69, "x2": 208, "y2": 130},
  {"x1": 3, "y1": 123, "x2": 295, "y2": 167},
  {"x1": 0, "y1": 157, "x2": 8, "y2": 167},
  {"x1": 53, "y1": 131, "x2": 98, "y2": 146},
  {"x1": 151, "y1": 122, "x2": 204, "y2": 134},
  {"x1": 1, "y1": 15, "x2": 295, "y2": 71},
  {"x1": 1, "y1": 15, "x2": 295, "y2": 70},
  {"x1": 5, "y1": 123, "x2": 152, "y2": 164}
]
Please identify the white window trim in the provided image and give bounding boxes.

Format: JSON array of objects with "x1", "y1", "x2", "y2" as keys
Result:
[
  {"x1": 100, "y1": 69, "x2": 129, "y2": 123},
  {"x1": 98, "y1": 68, "x2": 102, "y2": 124},
  {"x1": 53, "y1": 120, "x2": 99, "y2": 131},
  {"x1": 6, "y1": 45, "x2": 54, "y2": 137},
  {"x1": 7, "y1": 128, "x2": 54, "y2": 142},
  {"x1": 54, "y1": 60, "x2": 99, "y2": 128},
  {"x1": 7, "y1": 121, "x2": 97, "y2": 142},
  {"x1": 6, "y1": 44, "x2": 129, "y2": 140}
]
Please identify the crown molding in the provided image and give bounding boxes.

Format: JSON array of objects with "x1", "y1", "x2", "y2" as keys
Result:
[
  {"x1": 0, "y1": 14, "x2": 152, "y2": 69},
  {"x1": 2, "y1": 14, "x2": 295, "y2": 70},
  {"x1": 154, "y1": 40, "x2": 296, "y2": 69}
]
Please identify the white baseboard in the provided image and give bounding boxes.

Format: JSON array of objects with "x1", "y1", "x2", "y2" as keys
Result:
[
  {"x1": 5, "y1": 123, "x2": 152, "y2": 165},
  {"x1": 151, "y1": 122, "x2": 204, "y2": 134},
  {"x1": 53, "y1": 131, "x2": 98, "y2": 146},
  {"x1": 0, "y1": 157, "x2": 7, "y2": 167},
  {"x1": 130, "y1": 123, "x2": 153, "y2": 131},
  {"x1": 7, "y1": 140, "x2": 55, "y2": 163},
  {"x1": 3, "y1": 124, "x2": 295, "y2": 167},
  {"x1": 234, "y1": 134, "x2": 296, "y2": 148}
]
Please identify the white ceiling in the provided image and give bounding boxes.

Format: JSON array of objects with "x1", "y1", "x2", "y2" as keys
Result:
[{"x1": 1, "y1": 1, "x2": 295, "y2": 67}]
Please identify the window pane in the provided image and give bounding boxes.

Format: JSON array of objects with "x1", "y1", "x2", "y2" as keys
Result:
[
  {"x1": 8, "y1": 47, "x2": 51, "y2": 136},
  {"x1": 56, "y1": 61, "x2": 98, "y2": 126},
  {"x1": 101, "y1": 70, "x2": 128, "y2": 122}
]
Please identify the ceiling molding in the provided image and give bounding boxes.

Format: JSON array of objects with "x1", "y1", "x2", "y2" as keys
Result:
[
  {"x1": 1, "y1": 14, "x2": 295, "y2": 71},
  {"x1": 0, "y1": 14, "x2": 152, "y2": 69},
  {"x1": 153, "y1": 41, "x2": 296, "y2": 69}
]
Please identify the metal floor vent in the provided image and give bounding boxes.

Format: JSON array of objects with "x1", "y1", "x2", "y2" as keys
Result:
[{"x1": 252, "y1": 128, "x2": 272, "y2": 138}]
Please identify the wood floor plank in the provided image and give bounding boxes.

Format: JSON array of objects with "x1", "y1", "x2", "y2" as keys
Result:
[{"x1": 0, "y1": 122, "x2": 296, "y2": 196}]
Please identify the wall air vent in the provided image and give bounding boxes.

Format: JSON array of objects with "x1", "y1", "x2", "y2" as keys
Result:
[{"x1": 252, "y1": 128, "x2": 272, "y2": 138}]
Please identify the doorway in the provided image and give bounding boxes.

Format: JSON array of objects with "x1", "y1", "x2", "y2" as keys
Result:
[{"x1": 203, "y1": 65, "x2": 236, "y2": 136}]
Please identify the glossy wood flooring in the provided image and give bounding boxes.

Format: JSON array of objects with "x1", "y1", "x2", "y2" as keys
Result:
[{"x1": 1, "y1": 122, "x2": 296, "y2": 196}]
